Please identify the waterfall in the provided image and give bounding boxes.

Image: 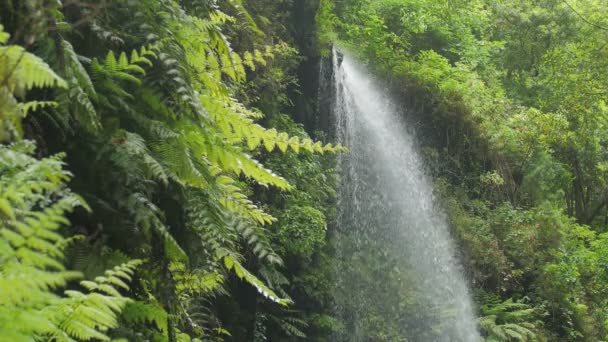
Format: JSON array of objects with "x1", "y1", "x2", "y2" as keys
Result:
[{"x1": 330, "y1": 49, "x2": 481, "y2": 341}]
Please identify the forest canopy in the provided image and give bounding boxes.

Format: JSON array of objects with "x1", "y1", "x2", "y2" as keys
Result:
[{"x1": 2, "y1": 0, "x2": 608, "y2": 341}]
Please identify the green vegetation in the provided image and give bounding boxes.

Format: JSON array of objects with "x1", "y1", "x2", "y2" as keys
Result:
[
  {"x1": 2, "y1": 0, "x2": 608, "y2": 340},
  {"x1": 1, "y1": 1, "x2": 340, "y2": 340},
  {"x1": 322, "y1": 0, "x2": 608, "y2": 340}
]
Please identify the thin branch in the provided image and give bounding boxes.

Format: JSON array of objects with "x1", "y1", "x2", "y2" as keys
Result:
[{"x1": 562, "y1": 0, "x2": 608, "y2": 31}]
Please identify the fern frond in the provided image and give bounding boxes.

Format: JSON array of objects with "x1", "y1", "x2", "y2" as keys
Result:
[
  {"x1": 90, "y1": 47, "x2": 156, "y2": 100},
  {"x1": 49, "y1": 260, "x2": 142, "y2": 341},
  {"x1": 0, "y1": 142, "x2": 139, "y2": 341},
  {"x1": 122, "y1": 300, "x2": 168, "y2": 333},
  {"x1": 201, "y1": 94, "x2": 345, "y2": 154},
  {"x1": 222, "y1": 253, "x2": 291, "y2": 306},
  {"x1": 107, "y1": 130, "x2": 169, "y2": 185},
  {"x1": 0, "y1": 31, "x2": 66, "y2": 140},
  {"x1": 269, "y1": 314, "x2": 308, "y2": 338},
  {"x1": 0, "y1": 46, "x2": 66, "y2": 96},
  {"x1": 479, "y1": 295, "x2": 544, "y2": 341},
  {"x1": 123, "y1": 192, "x2": 187, "y2": 262},
  {"x1": 17, "y1": 100, "x2": 58, "y2": 115}
]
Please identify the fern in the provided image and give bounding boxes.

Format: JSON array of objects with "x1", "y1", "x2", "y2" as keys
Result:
[
  {"x1": 202, "y1": 94, "x2": 344, "y2": 154},
  {"x1": 0, "y1": 141, "x2": 140, "y2": 341},
  {"x1": 186, "y1": 191, "x2": 287, "y2": 305},
  {"x1": 269, "y1": 314, "x2": 308, "y2": 338},
  {"x1": 49, "y1": 260, "x2": 142, "y2": 341},
  {"x1": 1, "y1": 1, "x2": 346, "y2": 340},
  {"x1": 107, "y1": 130, "x2": 169, "y2": 185},
  {"x1": 169, "y1": 261, "x2": 229, "y2": 337},
  {"x1": 90, "y1": 47, "x2": 156, "y2": 100},
  {"x1": 17, "y1": 100, "x2": 58, "y2": 115},
  {"x1": 0, "y1": 25, "x2": 66, "y2": 141},
  {"x1": 122, "y1": 192, "x2": 188, "y2": 262},
  {"x1": 214, "y1": 173, "x2": 276, "y2": 225},
  {"x1": 478, "y1": 295, "x2": 545, "y2": 342},
  {"x1": 56, "y1": 39, "x2": 100, "y2": 133},
  {"x1": 222, "y1": 253, "x2": 291, "y2": 305},
  {"x1": 121, "y1": 300, "x2": 168, "y2": 334},
  {"x1": 0, "y1": 46, "x2": 66, "y2": 95}
]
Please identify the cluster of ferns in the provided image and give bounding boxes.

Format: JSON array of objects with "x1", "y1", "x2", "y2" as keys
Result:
[{"x1": 0, "y1": 0, "x2": 341, "y2": 340}]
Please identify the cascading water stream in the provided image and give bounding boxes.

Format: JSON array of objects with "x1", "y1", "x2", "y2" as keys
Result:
[{"x1": 330, "y1": 49, "x2": 481, "y2": 341}]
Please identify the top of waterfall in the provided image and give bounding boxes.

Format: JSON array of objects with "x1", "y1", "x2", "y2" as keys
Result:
[{"x1": 335, "y1": 48, "x2": 344, "y2": 67}]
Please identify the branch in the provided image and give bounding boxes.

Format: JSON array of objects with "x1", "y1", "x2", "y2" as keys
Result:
[{"x1": 562, "y1": 0, "x2": 608, "y2": 31}]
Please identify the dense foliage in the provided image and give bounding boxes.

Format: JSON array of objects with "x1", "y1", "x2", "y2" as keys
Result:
[
  {"x1": 321, "y1": 0, "x2": 608, "y2": 340},
  {"x1": 1, "y1": 0, "x2": 340, "y2": 340},
  {"x1": 3, "y1": 0, "x2": 608, "y2": 341}
]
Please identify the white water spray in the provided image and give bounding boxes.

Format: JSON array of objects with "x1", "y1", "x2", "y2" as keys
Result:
[{"x1": 331, "y1": 50, "x2": 480, "y2": 341}]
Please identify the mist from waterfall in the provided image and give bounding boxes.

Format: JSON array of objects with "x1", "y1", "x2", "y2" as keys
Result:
[{"x1": 329, "y1": 49, "x2": 481, "y2": 341}]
